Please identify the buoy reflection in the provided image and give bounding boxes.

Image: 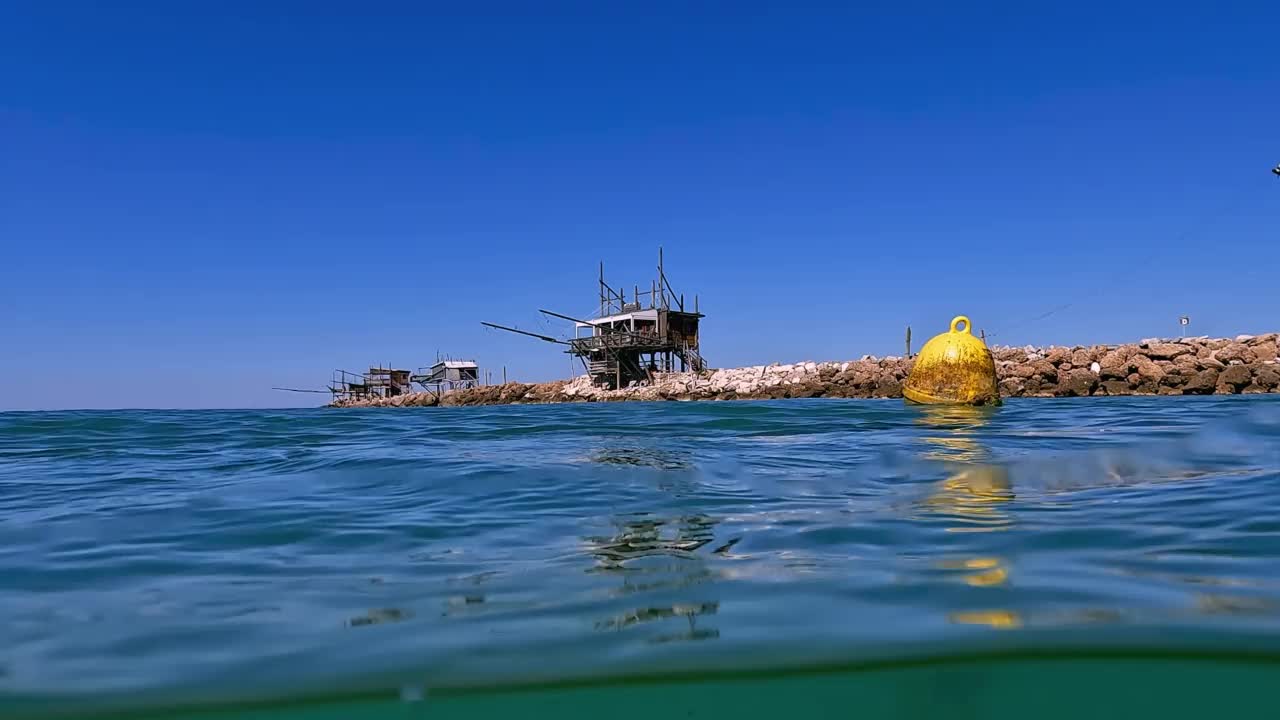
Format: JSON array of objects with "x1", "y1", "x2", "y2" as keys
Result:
[{"x1": 913, "y1": 404, "x2": 1014, "y2": 533}]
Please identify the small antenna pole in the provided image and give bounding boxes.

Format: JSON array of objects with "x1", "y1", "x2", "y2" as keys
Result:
[{"x1": 659, "y1": 246, "x2": 665, "y2": 308}]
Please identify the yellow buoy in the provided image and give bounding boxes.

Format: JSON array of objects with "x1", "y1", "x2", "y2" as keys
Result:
[{"x1": 903, "y1": 315, "x2": 1001, "y2": 406}]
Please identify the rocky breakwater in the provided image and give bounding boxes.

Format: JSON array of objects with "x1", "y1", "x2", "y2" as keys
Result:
[
  {"x1": 328, "y1": 380, "x2": 569, "y2": 408},
  {"x1": 330, "y1": 333, "x2": 1280, "y2": 407},
  {"x1": 991, "y1": 334, "x2": 1280, "y2": 398},
  {"x1": 560, "y1": 359, "x2": 914, "y2": 402}
]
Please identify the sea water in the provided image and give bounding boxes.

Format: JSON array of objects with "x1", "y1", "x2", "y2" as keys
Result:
[{"x1": 3, "y1": 397, "x2": 1280, "y2": 718}]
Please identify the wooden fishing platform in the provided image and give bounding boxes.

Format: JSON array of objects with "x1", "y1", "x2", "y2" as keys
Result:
[{"x1": 483, "y1": 248, "x2": 706, "y2": 390}]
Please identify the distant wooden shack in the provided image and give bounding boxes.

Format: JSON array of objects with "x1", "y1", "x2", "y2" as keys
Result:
[
  {"x1": 412, "y1": 358, "x2": 480, "y2": 395},
  {"x1": 483, "y1": 248, "x2": 706, "y2": 390},
  {"x1": 328, "y1": 366, "x2": 413, "y2": 403}
]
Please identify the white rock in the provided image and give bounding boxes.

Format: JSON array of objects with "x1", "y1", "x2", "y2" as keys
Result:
[{"x1": 1090, "y1": 361, "x2": 1101, "y2": 374}]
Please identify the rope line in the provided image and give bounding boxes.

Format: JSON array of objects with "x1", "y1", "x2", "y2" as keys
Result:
[{"x1": 988, "y1": 170, "x2": 1271, "y2": 341}]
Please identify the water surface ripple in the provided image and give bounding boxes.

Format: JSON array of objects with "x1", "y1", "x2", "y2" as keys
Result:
[{"x1": 3, "y1": 397, "x2": 1280, "y2": 713}]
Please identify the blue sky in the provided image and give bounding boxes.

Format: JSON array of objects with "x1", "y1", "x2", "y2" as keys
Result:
[{"x1": 2, "y1": 2, "x2": 1277, "y2": 410}]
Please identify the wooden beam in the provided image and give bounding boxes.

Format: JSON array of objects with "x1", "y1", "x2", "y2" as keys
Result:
[{"x1": 480, "y1": 321, "x2": 569, "y2": 345}]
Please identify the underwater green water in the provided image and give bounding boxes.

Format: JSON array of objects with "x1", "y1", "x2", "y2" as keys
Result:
[{"x1": 3, "y1": 398, "x2": 1280, "y2": 718}]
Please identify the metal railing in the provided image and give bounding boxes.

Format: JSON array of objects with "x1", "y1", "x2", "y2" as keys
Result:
[
  {"x1": 676, "y1": 342, "x2": 706, "y2": 372},
  {"x1": 570, "y1": 330, "x2": 666, "y2": 353}
]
